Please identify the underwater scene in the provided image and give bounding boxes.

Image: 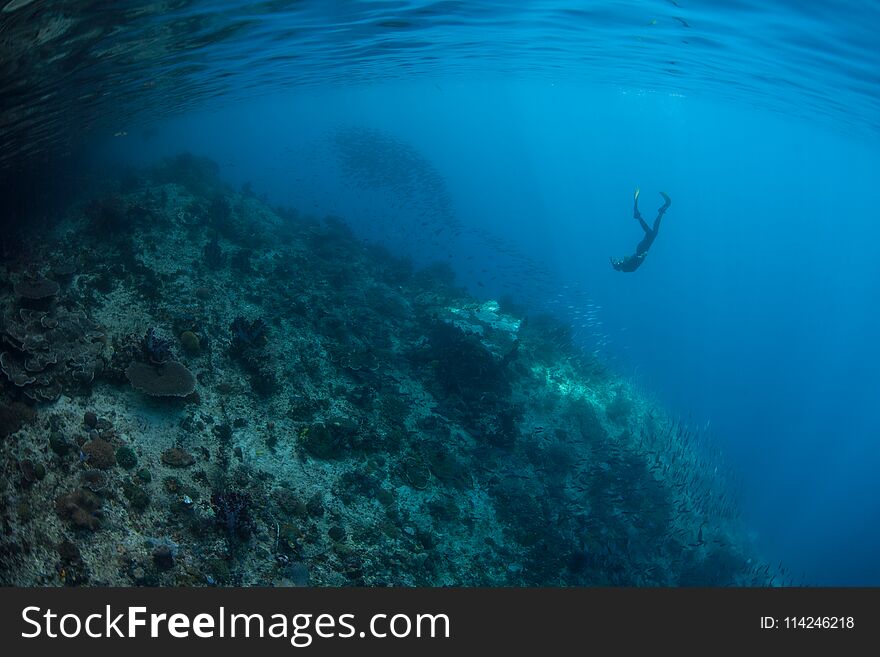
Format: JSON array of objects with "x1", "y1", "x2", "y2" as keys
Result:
[{"x1": 1, "y1": 1, "x2": 878, "y2": 588}]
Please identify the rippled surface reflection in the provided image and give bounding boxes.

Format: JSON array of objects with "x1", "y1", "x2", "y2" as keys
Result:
[{"x1": 1, "y1": 0, "x2": 878, "y2": 170}]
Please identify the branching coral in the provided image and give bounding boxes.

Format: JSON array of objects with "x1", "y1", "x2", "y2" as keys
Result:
[
  {"x1": 211, "y1": 491, "x2": 254, "y2": 540},
  {"x1": 141, "y1": 327, "x2": 173, "y2": 364}
]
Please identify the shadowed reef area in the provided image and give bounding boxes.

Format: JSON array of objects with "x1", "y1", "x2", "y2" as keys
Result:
[{"x1": 0, "y1": 155, "x2": 774, "y2": 586}]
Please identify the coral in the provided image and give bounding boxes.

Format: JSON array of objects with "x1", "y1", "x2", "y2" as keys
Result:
[
  {"x1": 82, "y1": 438, "x2": 116, "y2": 469},
  {"x1": 0, "y1": 156, "x2": 772, "y2": 587},
  {"x1": 103, "y1": 333, "x2": 146, "y2": 384},
  {"x1": 13, "y1": 276, "x2": 60, "y2": 300},
  {"x1": 211, "y1": 491, "x2": 254, "y2": 540},
  {"x1": 401, "y1": 456, "x2": 431, "y2": 490},
  {"x1": 141, "y1": 328, "x2": 173, "y2": 364},
  {"x1": 230, "y1": 248, "x2": 253, "y2": 273},
  {"x1": 55, "y1": 489, "x2": 102, "y2": 530},
  {"x1": 0, "y1": 352, "x2": 37, "y2": 387},
  {"x1": 203, "y1": 234, "x2": 225, "y2": 269},
  {"x1": 0, "y1": 305, "x2": 107, "y2": 401},
  {"x1": 83, "y1": 194, "x2": 128, "y2": 234},
  {"x1": 415, "y1": 319, "x2": 509, "y2": 402},
  {"x1": 81, "y1": 469, "x2": 108, "y2": 493},
  {"x1": 208, "y1": 193, "x2": 234, "y2": 234},
  {"x1": 228, "y1": 317, "x2": 275, "y2": 395},
  {"x1": 517, "y1": 314, "x2": 601, "y2": 377},
  {"x1": 194, "y1": 286, "x2": 212, "y2": 300},
  {"x1": 50, "y1": 259, "x2": 78, "y2": 280},
  {"x1": 149, "y1": 153, "x2": 225, "y2": 199},
  {"x1": 18, "y1": 458, "x2": 45, "y2": 487},
  {"x1": 49, "y1": 430, "x2": 73, "y2": 455},
  {"x1": 606, "y1": 387, "x2": 633, "y2": 425},
  {"x1": 122, "y1": 479, "x2": 150, "y2": 511},
  {"x1": 179, "y1": 330, "x2": 200, "y2": 354},
  {"x1": 116, "y1": 445, "x2": 137, "y2": 469},
  {"x1": 152, "y1": 544, "x2": 174, "y2": 570},
  {"x1": 0, "y1": 400, "x2": 36, "y2": 437},
  {"x1": 125, "y1": 361, "x2": 195, "y2": 397},
  {"x1": 300, "y1": 422, "x2": 354, "y2": 460},
  {"x1": 305, "y1": 492, "x2": 324, "y2": 518},
  {"x1": 572, "y1": 398, "x2": 607, "y2": 443},
  {"x1": 57, "y1": 539, "x2": 89, "y2": 586},
  {"x1": 279, "y1": 561, "x2": 310, "y2": 587},
  {"x1": 481, "y1": 404, "x2": 523, "y2": 449},
  {"x1": 230, "y1": 317, "x2": 267, "y2": 351},
  {"x1": 336, "y1": 469, "x2": 380, "y2": 503},
  {"x1": 57, "y1": 540, "x2": 81, "y2": 565},
  {"x1": 161, "y1": 447, "x2": 194, "y2": 467},
  {"x1": 424, "y1": 444, "x2": 468, "y2": 489}
]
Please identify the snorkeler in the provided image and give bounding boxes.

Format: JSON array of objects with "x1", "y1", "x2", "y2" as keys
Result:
[{"x1": 610, "y1": 188, "x2": 671, "y2": 272}]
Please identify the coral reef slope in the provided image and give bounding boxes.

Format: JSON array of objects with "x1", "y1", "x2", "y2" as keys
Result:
[{"x1": 0, "y1": 156, "x2": 769, "y2": 587}]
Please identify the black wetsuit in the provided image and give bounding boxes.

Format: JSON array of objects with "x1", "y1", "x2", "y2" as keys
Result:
[{"x1": 610, "y1": 192, "x2": 671, "y2": 272}]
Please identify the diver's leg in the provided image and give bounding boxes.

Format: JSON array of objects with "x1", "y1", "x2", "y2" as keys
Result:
[
  {"x1": 634, "y1": 192, "x2": 652, "y2": 233},
  {"x1": 652, "y1": 192, "x2": 671, "y2": 231}
]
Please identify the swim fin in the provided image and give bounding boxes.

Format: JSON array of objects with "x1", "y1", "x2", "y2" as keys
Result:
[{"x1": 659, "y1": 191, "x2": 671, "y2": 210}]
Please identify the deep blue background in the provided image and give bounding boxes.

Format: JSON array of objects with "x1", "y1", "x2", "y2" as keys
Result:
[{"x1": 105, "y1": 76, "x2": 880, "y2": 585}]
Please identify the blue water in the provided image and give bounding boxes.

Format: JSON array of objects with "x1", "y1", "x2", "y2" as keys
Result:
[{"x1": 5, "y1": 0, "x2": 880, "y2": 584}]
